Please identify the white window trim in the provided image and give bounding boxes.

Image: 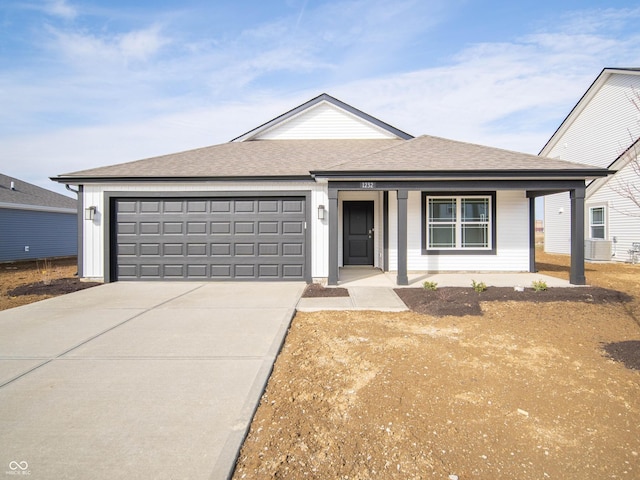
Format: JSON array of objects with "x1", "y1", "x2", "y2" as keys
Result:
[
  {"x1": 426, "y1": 195, "x2": 492, "y2": 250},
  {"x1": 588, "y1": 204, "x2": 607, "y2": 240}
]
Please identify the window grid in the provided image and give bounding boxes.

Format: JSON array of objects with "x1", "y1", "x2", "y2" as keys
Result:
[{"x1": 427, "y1": 196, "x2": 491, "y2": 250}]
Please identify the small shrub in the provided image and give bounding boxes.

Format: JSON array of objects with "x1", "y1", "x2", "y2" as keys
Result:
[
  {"x1": 422, "y1": 280, "x2": 438, "y2": 291},
  {"x1": 532, "y1": 280, "x2": 548, "y2": 292},
  {"x1": 471, "y1": 279, "x2": 487, "y2": 293},
  {"x1": 37, "y1": 258, "x2": 53, "y2": 286}
]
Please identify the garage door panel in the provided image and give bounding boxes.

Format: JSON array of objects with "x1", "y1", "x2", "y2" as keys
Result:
[
  {"x1": 283, "y1": 265, "x2": 304, "y2": 278},
  {"x1": 115, "y1": 197, "x2": 306, "y2": 281},
  {"x1": 140, "y1": 201, "x2": 161, "y2": 213},
  {"x1": 235, "y1": 201, "x2": 256, "y2": 213},
  {"x1": 211, "y1": 201, "x2": 231, "y2": 212},
  {"x1": 187, "y1": 201, "x2": 207, "y2": 213},
  {"x1": 211, "y1": 243, "x2": 231, "y2": 256},
  {"x1": 118, "y1": 223, "x2": 137, "y2": 235},
  {"x1": 235, "y1": 244, "x2": 255, "y2": 256},
  {"x1": 234, "y1": 222, "x2": 255, "y2": 234},
  {"x1": 163, "y1": 264, "x2": 184, "y2": 277},
  {"x1": 283, "y1": 200, "x2": 303, "y2": 213},
  {"x1": 258, "y1": 243, "x2": 279, "y2": 256},
  {"x1": 258, "y1": 222, "x2": 279, "y2": 234},
  {"x1": 187, "y1": 222, "x2": 207, "y2": 234},
  {"x1": 258, "y1": 200, "x2": 279, "y2": 213},
  {"x1": 211, "y1": 222, "x2": 231, "y2": 234},
  {"x1": 118, "y1": 264, "x2": 137, "y2": 278},
  {"x1": 140, "y1": 244, "x2": 160, "y2": 256},
  {"x1": 211, "y1": 265, "x2": 232, "y2": 277},
  {"x1": 140, "y1": 223, "x2": 160, "y2": 235},
  {"x1": 163, "y1": 201, "x2": 184, "y2": 213},
  {"x1": 283, "y1": 221, "x2": 304, "y2": 234},
  {"x1": 140, "y1": 264, "x2": 161, "y2": 278}
]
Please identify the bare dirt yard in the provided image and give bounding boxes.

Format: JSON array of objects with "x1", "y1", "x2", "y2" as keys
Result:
[
  {"x1": 233, "y1": 250, "x2": 640, "y2": 480},
  {"x1": 2, "y1": 253, "x2": 639, "y2": 479},
  {"x1": 0, "y1": 257, "x2": 98, "y2": 311}
]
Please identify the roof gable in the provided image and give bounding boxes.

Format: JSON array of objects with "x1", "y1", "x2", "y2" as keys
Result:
[
  {"x1": 539, "y1": 67, "x2": 640, "y2": 163},
  {"x1": 231, "y1": 93, "x2": 413, "y2": 142}
]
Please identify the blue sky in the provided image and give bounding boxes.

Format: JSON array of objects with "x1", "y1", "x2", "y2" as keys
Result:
[{"x1": 1, "y1": 0, "x2": 640, "y2": 198}]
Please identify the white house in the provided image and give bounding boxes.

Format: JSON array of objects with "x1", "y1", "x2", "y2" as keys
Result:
[
  {"x1": 52, "y1": 94, "x2": 610, "y2": 285},
  {"x1": 541, "y1": 68, "x2": 640, "y2": 262}
]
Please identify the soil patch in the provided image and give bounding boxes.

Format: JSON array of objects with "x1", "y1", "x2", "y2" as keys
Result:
[
  {"x1": 233, "y1": 250, "x2": 640, "y2": 480},
  {"x1": 0, "y1": 257, "x2": 97, "y2": 311},
  {"x1": 603, "y1": 340, "x2": 640, "y2": 371},
  {"x1": 303, "y1": 283, "x2": 350, "y2": 298},
  {"x1": 7, "y1": 278, "x2": 100, "y2": 297},
  {"x1": 395, "y1": 286, "x2": 632, "y2": 317}
]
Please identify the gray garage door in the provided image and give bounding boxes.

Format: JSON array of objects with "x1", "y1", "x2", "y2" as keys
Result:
[{"x1": 114, "y1": 197, "x2": 307, "y2": 280}]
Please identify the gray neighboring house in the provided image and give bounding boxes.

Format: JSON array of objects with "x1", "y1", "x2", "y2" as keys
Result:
[{"x1": 0, "y1": 174, "x2": 77, "y2": 262}]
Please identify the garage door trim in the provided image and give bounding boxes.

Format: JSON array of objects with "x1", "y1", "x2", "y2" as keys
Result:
[{"x1": 103, "y1": 191, "x2": 312, "y2": 282}]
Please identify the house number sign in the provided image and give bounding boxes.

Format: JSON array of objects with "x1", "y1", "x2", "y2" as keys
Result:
[{"x1": 360, "y1": 182, "x2": 376, "y2": 189}]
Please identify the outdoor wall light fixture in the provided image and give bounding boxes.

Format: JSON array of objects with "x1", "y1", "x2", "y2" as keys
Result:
[
  {"x1": 317, "y1": 204, "x2": 326, "y2": 220},
  {"x1": 85, "y1": 206, "x2": 97, "y2": 221},
  {"x1": 558, "y1": 207, "x2": 564, "y2": 214}
]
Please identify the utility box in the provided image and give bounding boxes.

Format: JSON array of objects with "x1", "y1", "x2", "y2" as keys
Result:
[{"x1": 585, "y1": 239, "x2": 612, "y2": 261}]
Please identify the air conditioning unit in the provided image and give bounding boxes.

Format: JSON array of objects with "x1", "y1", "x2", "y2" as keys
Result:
[{"x1": 585, "y1": 239, "x2": 612, "y2": 261}]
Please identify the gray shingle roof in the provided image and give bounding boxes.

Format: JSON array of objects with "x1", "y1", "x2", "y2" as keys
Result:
[
  {"x1": 56, "y1": 140, "x2": 403, "y2": 179},
  {"x1": 316, "y1": 135, "x2": 597, "y2": 172},
  {"x1": 0, "y1": 174, "x2": 76, "y2": 210},
  {"x1": 54, "y1": 136, "x2": 608, "y2": 182}
]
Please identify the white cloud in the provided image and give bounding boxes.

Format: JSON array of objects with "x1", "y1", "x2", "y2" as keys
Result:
[
  {"x1": 3, "y1": 3, "x2": 640, "y2": 197},
  {"x1": 42, "y1": 0, "x2": 77, "y2": 20},
  {"x1": 47, "y1": 24, "x2": 170, "y2": 67}
]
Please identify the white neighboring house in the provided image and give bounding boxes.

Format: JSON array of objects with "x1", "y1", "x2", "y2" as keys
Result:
[
  {"x1": 541, "y1": 68, "x2": 640, "y2": 262},
  {"x1": 52, "y1": 94, "x2": 610, "y2": 285}
]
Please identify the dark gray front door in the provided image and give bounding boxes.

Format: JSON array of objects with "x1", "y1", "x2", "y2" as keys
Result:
[
  {"x1": 113, "y1": 197, "x2": 307, "y2": 280},
  {"x1": 343, "y1": 201, "x2": 374, "y2": 266}
]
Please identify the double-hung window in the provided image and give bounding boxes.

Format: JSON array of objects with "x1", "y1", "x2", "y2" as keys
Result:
[
  {"x1": 589, "y1": 206, "x2": 605, "y2": 239},
  {"x1": 423, "y1": 194, "x2": 494, "y2": 252}
]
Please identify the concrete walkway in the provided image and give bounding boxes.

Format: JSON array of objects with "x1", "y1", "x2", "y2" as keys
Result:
[
  {"x1": 296, "y1": 268, "x2": 574, "y2": 311},
  {"x1": 0, "y1": 282, "x2": 305, "y2": 480}
]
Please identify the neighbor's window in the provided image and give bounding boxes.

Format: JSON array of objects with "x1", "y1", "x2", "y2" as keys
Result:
[
  {"x1": 589, "y1": 206, "x2": 605, "y2": 239},
  {"x1": 426, "y1": 196, "x2": 491, "y2": 249}
]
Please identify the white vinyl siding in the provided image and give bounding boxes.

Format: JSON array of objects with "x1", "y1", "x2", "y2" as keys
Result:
[
  {"x1": 587, "y1": 159, "x2": 640, "y2": 261},
  {"x1": 544, "y1": 192, "x2": 572, "y2": 255},
  {"x1": 81, "y1": 182, "x2": 328, "y2": 281},
  {"x1": 543, "y1": 71, "x2": 640, "y2": 256},
  {"x1": 388, "y1": 190, "x2": 529, "y2": 272},
  {"x1": 543, "y1": 74, "x2": 640, "y2": 168},
  {"x1": 256, "y1": 102, "x2": 397, "y2": 140}
]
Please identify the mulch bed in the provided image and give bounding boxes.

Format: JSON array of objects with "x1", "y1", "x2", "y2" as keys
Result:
[
  {"x1": 394, "y1": 286, "x2": 633, "y2": 317},
  {"x1": 302, "y1": 283, "x2": 350, "y2": 298},
  {"x1": 7, "y1": 278, "x2": 101, "y2": 297},
  {"x1": 602, "y1": 340, "x2": 640, "y2": 371}
]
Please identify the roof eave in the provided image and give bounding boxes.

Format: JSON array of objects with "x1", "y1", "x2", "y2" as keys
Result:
[
  {"x1": 50, "y1": 174, "x2": 315, "y2": 184},
  {"x1": 311, "y1": 169, "x2": 613, "y2": 180}
]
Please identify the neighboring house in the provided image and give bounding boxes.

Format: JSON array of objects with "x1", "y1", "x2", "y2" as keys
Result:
[
  {"x1": 0, "y1": 174, "x2": 77, "y2": 262},
  {"x1": 541, "y1": 68, "x2": 640, "y2": 262},
  {"x1": 52, "y1": 94, "x2": 610, "y2": 285}
]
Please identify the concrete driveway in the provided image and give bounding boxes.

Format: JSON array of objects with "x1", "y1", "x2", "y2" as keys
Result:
[{"x1": 0, "y1": 281, "x2": 305, "y2": 480}]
